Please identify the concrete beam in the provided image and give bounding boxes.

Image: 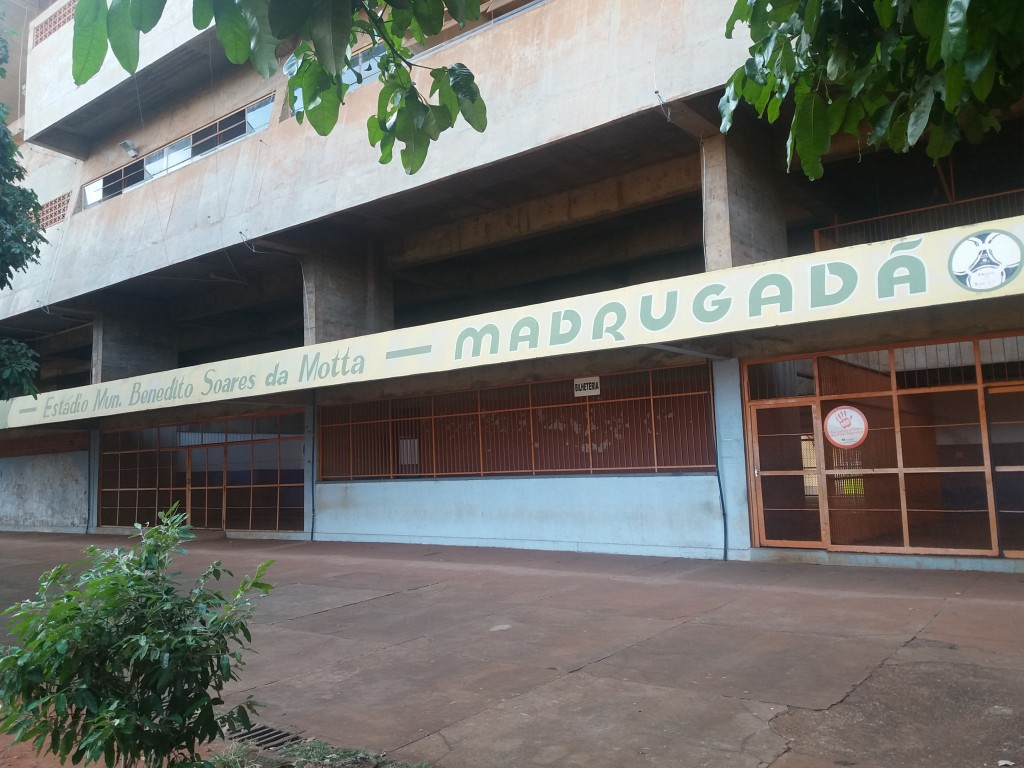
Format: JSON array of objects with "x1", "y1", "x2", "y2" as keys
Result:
[{"x1": 392, "y1": 156, "x2": 702, "y2": 269}]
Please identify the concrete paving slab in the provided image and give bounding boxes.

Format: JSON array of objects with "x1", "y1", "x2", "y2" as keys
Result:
[
  {"x1": 390, "y1": 672, "x2": 788, "y2": 768},
  {"x1": 282, "y1": 590, "x2": 514, "y2": 643},
  {"x1": 5, "y1": 533, "x2": 1024, "y2": 768},
  {"x1": 223, "y1": 638, "x2": 560, "y2": 753},
  {"x1": 535, "y1": 576, "x2": 746, "y2": 619},
  {"x1": 910, "y1": 598, "x2": 1024, "y2": 659},
  {"x1": 585, "y1": 621, "x2": 901, "y2": 709},
  {"x1": 419, "y1": 603, "x2": 679, "y2": 672},
  {"x1": 770, "y1": 564, "x2": 980, "y2": 598},
  {"x1": 697, "y1": 589, "x2": 944, "y2": 637},
  {"x1": 225, "y1": 625, "x2": 387, "y2": 692},
  {"x1": 250, "y1": 583, "x2": 392, "y2": 625},
  {"x1": 772, "y1": 662, "x2": 1024, "y2": 768},
  {"x1": 675, "y1": 559, "x2": 821, "y2": 587}
]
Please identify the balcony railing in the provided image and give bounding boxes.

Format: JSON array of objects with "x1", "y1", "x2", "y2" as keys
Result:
[{"x1": 814, "y1": 189, "x2": 1024, "y2": 251}]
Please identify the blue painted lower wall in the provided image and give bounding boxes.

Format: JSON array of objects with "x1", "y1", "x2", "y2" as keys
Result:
[{"x1": 313, "y1": 473, "x2": 727, "y2": 558}]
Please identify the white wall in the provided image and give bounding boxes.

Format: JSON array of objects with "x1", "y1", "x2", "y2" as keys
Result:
[{"x1": 314, "y1": 474, "x2": 726, "y2": 558}]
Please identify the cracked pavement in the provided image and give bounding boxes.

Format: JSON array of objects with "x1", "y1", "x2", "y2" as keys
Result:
[{"x1": 2, "y1": 533, "x2": 1023, "y2": 767}]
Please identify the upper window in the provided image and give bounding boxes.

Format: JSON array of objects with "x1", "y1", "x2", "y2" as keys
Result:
[{"x1": 82, "y1": 95, "x2": 274, "y2": 209}]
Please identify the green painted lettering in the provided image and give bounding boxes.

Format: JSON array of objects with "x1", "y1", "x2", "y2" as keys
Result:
[
  {"x1": 749, "y1": 274, "x2": 793, "y2": 317},
  {"x1": 878, "y1": 253, "x2": 927, "y2": 298},
  {"x1": 455, "y1": 324, "x2": 500, "y2": 359},
  {"x1": 550, "y1": 310, "x2": 581, "y2": 346},
  {"x1": 640, "y1": 291, "x2": 678, "y2": 331},
  {"x1": 810, "y1": 262, "x2": 858, "y2": 308},
  {"x1": 593, "y1": 302, "x2": 627, "y2": 342},
  {"x1": 510, "y1": 317, "x2": 540, "y2": 352},
  {"x1": 693, "y1": 284, "x2": 731, "y2": 323}
]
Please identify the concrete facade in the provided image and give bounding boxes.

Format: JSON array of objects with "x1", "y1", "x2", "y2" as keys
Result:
[
  {"x1": 0, "y1": 451, "x2": 90, "y2": 532},
  {"x1": 1, "y1": 0, "x2": 1022, "y2": 570}
]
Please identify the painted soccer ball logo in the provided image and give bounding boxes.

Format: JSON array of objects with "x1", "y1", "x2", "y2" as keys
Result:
[{"x1": 949, "y1": 230, "x2": 1022, "y2": 292}]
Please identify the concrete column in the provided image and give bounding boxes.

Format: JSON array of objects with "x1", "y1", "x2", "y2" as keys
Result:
[
  {"x1": 301, "y1": 248, "x2": 393, "y2": 345},
  {"x1": 712, "y1": 358, "x2": 753, "y2": 557},
  {"x1": 702, "y1": 127, "x2": 788, "y2": 271},
  {"x1": 91, "y1": 312, "x2": 177, "y2": 383}
]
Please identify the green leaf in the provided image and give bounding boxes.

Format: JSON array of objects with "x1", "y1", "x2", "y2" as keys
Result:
[
  {"x1": 305, "y1": 85, "x2": 342, "y2": 135},
  {"x1": 791, "y1": 90, "x2": 831, "y2": 179},
  {"x1": 449, "y1": 63, "x2": 486, "y2": 131},
  {"x1": 309, "y1": 0, "x2": 354, "y2": 78},
  {"x1": 873, "y1": 0, "x2": 897, "y2": 28},
  {"x1": 867, "y1": 100, "x2": 897, "y2": 145},
  {"x1": 907, "y1": 84, "x2": 935, "y2": 146},
  {"x1": 72, "y1": 0, "x2": 109, "y2": 86},
  {"x1": 725, "y1": 0, "x2": 752, "y2": 38},
  {"x1": 107, "y1": 0, "x2": 139, "y2": 73},
  {"x1": 940, "y1": 0, "x2": 971, "y2": 64},
  {"x1": 212, "y1": 0, "x2": 251, "y2": 64},
  {"x1": 268, "y1": 0, "x2": 313, "y2": 37},
  {"x1": 193, "y1": 0, "x2": 214, "y2": 29},
  {"x1": 239, "y1": 0, "x2": 280, "y2": 77},
  {"x1": 413, "y1": 0, "x2": 445, "y2": 36},
  {"x1": 826, "y1": 92, "x2": 850, "y2": 134},
  {"x1": 129, "y1": 0, "x2": 166, "y2": 33},
  {"x1": 804, "y1": 0, "x2": 823, "y2": 37}
]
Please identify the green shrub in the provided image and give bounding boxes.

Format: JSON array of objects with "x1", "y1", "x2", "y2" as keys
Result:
[{"x1": 0, "y1": 508, "x2": 273, "y2": 768}]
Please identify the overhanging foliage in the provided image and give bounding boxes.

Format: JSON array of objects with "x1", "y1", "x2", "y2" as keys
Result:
[{"x1": 720, "y1": 0, "x2": 1024, "y2": 178}]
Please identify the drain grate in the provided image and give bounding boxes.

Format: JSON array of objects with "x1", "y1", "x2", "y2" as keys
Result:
[{"x1": 228, "y1": 723, "x2": 305, "y2": 750}]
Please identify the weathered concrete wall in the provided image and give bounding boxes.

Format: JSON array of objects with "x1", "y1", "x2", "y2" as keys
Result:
[
  {"x1": 0, "y1": 452, "x2": 90, "y2": 532},
  {"x1": 5, "y1": 0, "x2": 746, "y2": 319},
  {"x1": 712, "y1": 358, "x2": 752, "y2": 558},
  {"x1": 314, "y1": 474, "x2": 726, "y2": 558}
]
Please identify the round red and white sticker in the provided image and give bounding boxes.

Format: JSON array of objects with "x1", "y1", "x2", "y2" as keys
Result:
[{"x1": 824, "y1": 406, "x2": 868, "y2": 449}]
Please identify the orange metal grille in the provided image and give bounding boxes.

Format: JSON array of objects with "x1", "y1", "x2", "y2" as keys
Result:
[
  {"x1": 33, "y1": 0, "x2": 77, "y2": 46},
  {"x1": 319, "y1": 364, "x2": 716, "y2": 480},
  {"x1": 99, "y1": 411, "x2": 304, "y2": 531},
  {"x1": 814, "y1": 189, "x2": 1024, "y2": 251}
]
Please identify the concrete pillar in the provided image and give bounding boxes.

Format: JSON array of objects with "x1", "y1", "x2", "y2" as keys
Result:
[
  {"x1": 702, "y1": 127, "x2": 788, "y2": 271},
  {"x1": 712, "y1": 358, "x2": 753, "y2": 557},
  {"x1": 91, "y1": 312, "x2": 177, "y2": 383},
  {"x1": 301, "y1": 248, "x2": 393, "y2": 345}
]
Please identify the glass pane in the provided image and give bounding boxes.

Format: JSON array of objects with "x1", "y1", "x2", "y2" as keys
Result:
[
  {"x1": 995, "y1": 472, "x2": 1024, "y2": 552},
  {"x1": 905, "y1": 472, "x2": 991, "y2": 549},
  {"x1": 144, "y1": 147, "x2": 166, "y2": 180},
  {"x1": 756, "y1": 406, "x2": 816, "y2": 472},
  {"x1": 165, "y1": 137, "x2": 191, "y2": 172},
  {"x1": 246, "y1": 96, "x2": 274, "y2": 133},
  {"x1": 83, "y1": 179, "x2": 103, "y2": 207},
  {"x1": 226, "y1": 443, "x2": 252, "y2": 486},
  {"x1": 394, "y1": 418, "x2": 434, "y2": 475},
  {"x1": 651, "y1": 364, "x2": 710, "y2": 396},
  {"x1": 822, "y1": 397, "x2": 897, "y2": 470},
  {"x1": 987, "y1": 391, "x2": 1024, "y2": 467},
  {"x1": 899, "y1": 391, "x2": 983, "y2": 467},
  {"x1": 747, "y1": 358, "x2": 815, "y2": 400},
  {"x1": 894, "y1": 342, "x2": 976, "y2": 388},
  {"x1": 761, "y1": 475, "x2": 822, "y2": 542},
  {"x1": 827, "y1": 474, "x2": 903, "y2": 547},
  {"x1": 818, "y1": 351, "x2": 891, "y2": 395}
]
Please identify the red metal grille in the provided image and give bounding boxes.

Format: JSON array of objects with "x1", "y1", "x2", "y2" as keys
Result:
[
  {"x1": 318, "y1": 364, "x2": 716, "y2": 480},
  {"x1": 32, "y1": 0, "x2": 77, "y2": 46},
  {"x1": 38, "y1": 192, "x2": 71, "y2": 229}
]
